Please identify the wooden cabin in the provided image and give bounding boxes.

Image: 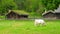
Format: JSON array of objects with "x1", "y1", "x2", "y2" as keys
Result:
[
  {"x1": 42, "y1": 5, "x2": 60, "y2": 19},
  {"x1": 6, "y1": 10, "x2": 29, "y2": 19},
  {"x1": 42, "y1": 10, "x2": 60, "y2": 19},
  {"x1": 42, "y1": 11, "x2": 56, "y2": 19},
  {"x1": 54, "y1": 12, "x2": 60, "y2": 19}
]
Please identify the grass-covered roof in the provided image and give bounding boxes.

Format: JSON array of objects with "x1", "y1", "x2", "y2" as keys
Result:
[{"x1": 9, "y1": 10, "x2": 29, "y2": 15}]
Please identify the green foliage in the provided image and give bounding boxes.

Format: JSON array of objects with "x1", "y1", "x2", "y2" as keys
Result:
[
  {"x1": 0, "y1": 0, "x2": 18, "y2": 15},
  {"x1": 0, "y1": 0, "x2": 60, "y2": 17},
  {"x1": 42, "y1": 0, "x2": 60, "y2": 10},
  {"x1": 0, "y1": 16, "x2": 5, "y2": 19},
  {"x1": 15, "y1": 0, "x2": 60, "y2": 14}
]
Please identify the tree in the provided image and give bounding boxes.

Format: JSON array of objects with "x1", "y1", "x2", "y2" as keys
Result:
[
  {"x1": 42, "y1": 0, "x2": 60, "y2": 11},
  {"x1": 0, "y1": 0, "x2": 18, "y2": 15}
]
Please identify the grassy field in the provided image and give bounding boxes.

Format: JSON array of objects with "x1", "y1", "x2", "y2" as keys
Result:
[{"x1": 0, "y1": 20, "x2": 60, "y2": 34}]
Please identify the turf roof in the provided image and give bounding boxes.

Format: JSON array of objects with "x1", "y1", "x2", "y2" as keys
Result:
[{"x1": 9, "y1": 10, "x2": 29, "y2": 15}]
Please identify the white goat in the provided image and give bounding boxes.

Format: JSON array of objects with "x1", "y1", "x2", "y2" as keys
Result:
[{"x1": 34, "y1": 19, "x2": 46, "y2": 26}]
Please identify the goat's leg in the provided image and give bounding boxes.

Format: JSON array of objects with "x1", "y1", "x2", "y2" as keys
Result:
[
  {"x1": 34, "y1": 22, "x2": 38, "y2": 26},
  {"x1": 41, "y1": 23, "x2": 46, "y2": 26}
]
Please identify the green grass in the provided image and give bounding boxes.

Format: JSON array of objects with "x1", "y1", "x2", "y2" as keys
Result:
[
  {"x1": 29, "y1": 12, "x2": 41, "y2": 18},
  {"x1": 0, "y1": 16, "x2": 5, "y2": 19},
  {"x1": 0, "y1": 20, "x2": 60, "y2": 34}
]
